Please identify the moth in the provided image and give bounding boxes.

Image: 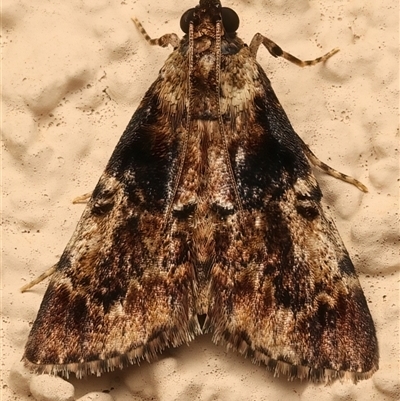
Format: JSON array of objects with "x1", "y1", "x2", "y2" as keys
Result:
[{"x1": 22, "y1": 0, "x2": 379, "y2": 382}]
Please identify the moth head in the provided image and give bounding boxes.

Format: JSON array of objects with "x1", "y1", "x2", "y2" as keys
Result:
[{"x1": 180, "y1": 0, "x2": 239, "y2": 35}]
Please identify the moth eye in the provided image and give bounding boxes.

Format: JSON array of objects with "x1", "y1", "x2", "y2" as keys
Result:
[
  {"x1": 221, "y1": 7, "x2": 239, "y2": 33},
  {"x1": 180, "y1": 8, "x2": 195, "y2": 33}
]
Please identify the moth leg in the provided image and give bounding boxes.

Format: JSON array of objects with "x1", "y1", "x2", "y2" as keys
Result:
[
  {"x1": 249, "y1": 33, "x2": 339, "y2": 67},
  {"x1": 72, "y1": 192, "x2": 92, "y2": 204},
  {"x1": 132, "y1": 18, "x2": 180, "y2": 49},
  {"x1": 20, "y1": 264, "x2": 57, "y2": 293},
  {"x1": 21, "y1": 192, "x2": 90, "y2": 292},
  {"x1": 301, "y1": 141, "x2": 368, "y2": 192},
  {"x1": 249, "y1": 34, "x2": 365, "y2": 191}
]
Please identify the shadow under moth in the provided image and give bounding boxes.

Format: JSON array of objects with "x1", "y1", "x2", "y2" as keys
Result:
[{"x1": 22, "y1": 0, "x2": 379, "y2": 383}]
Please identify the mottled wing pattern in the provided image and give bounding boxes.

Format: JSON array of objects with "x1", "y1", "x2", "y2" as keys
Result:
[
  {"x1": 206, "y1": 56, "x2": 379, "y2": 381},
  {"x1": 24, "y1": 0, "x2": 378, "y2": 382},
  {"x1": 23, "y1": 78, "x2": 202, "y2": 377}
]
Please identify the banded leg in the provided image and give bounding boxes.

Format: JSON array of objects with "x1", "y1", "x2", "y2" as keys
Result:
[
  {"x1": 249, "y1": 33, "x2": 339, "y2": 66},
  {"x1": 301, "y1": 141, "x2": 368, "y2": 192},
  {"x1": 132, "y1": 18, "x2": 180, "y2": 49}
]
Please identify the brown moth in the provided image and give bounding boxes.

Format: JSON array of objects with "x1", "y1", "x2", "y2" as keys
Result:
[{"x1": 22, "y1": 0, "x2": 378, "y2": 382}]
